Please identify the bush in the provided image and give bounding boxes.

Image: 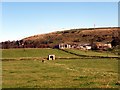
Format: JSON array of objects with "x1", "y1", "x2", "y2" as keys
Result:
[{"x1": 107, "y1": 48, "x2": 113, "y2": 51}]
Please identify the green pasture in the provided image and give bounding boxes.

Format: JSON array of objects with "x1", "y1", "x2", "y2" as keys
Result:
[
  {"x1": 65, "y1": 49, "x2": 119, "y2": 57},
  {"x1": 2, "y1": 48, "x2": 79, "y2": 59},
  {"x1": 2, "y1": 59, "x2": 118, "y2": 88},
  {"x1": 2, "y1": 48, "x2": 119, "y2": 59},
  {"x1": 1, "y1": 48, "x2": 119, "y2": 88}
]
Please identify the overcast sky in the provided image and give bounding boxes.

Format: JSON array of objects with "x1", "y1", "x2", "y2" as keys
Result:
[{"x1": 1, "y1": 1, "x2": 119, "y2": 42}]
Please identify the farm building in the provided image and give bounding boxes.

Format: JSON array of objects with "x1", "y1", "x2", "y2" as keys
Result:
[
  {"x1": 79, "y1": 44, "x2": 91, "y2": 50},
  {"x1": 92, "y1": 42, "x2": 112, "y2": 50},
  {"x1": 85, "y1": 45, "x2": 92, "y2": 50},
  {"x1": 48, "y1": 55, "x2": 55, "y2": 60},
  {"x1": 71, "y1": 43, "x2": 92, "y2": 50},
  {"x1": 58, "y1": 43, "x2": 71, "y2": 49}
]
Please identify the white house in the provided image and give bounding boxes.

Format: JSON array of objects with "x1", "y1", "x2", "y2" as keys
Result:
[
  {"x1": 59, "y1": 43, "x2": 71, "y2": 49},
  {"x1": 85, "y1": 46, "x2": 92, "y2": 50}
]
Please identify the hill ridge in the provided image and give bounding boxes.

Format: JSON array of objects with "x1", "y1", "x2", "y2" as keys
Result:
[
  {"x1": 23, "y1": 27, "x2": 120, "y2": 44},
  {"x1": 24, "y1": 27, "x2": 119, "y2": 40},
  {"x1": 1, "y1": 27, "x2": 120, "y2": 49}
]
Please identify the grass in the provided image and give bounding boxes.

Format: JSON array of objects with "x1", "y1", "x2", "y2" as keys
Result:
[
  {"x1": 2, "y1": 48, "x2": 119, "y2": 88},
  {"x1": 2, "y1": 48, "x2": 119, "y2": 59},
  {"x1": 65, "y1": 49, "x2": 119, "y2": 57},
  {"x1": 2, "y1": 48, "x2": 79, "y2": 59},
  {"x1": 2, "y1": 59, "x2": 118, "y2": 88}
]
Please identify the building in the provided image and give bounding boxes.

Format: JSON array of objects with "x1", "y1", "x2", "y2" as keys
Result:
[
  {"x1": 92, "y1": 42, "x2": 112, "y2": 50},
  {"x1": 55, "y1": 43, "x2": 92, "y2": 50},
  {"x1": 48, "y1": 55, "x2": 55, "y2": 60},
  {"x1": 80, "y1": 44, "x2": 91, "y2": 50},
  {"x1": 85, "y1": 45, "x2": 92, "y2": 50},
  {"x1": 58, "y1": 43, "x2": 71, "y2": 49}
]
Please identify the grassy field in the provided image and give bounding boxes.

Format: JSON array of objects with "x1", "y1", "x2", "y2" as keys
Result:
[
  {"x1": 2, "y1": 48, "x2": 79, "y2": 59},
  {"x1": 65, "y1": 49, "x2": 119, "y2": 57},
  {"x1": 2, "y1": 48, "x2": 119, "y2": 59},
  {"x1": 2, "y1": 48, "x2": 119, "y2": 88},
  {"x1": 2, "y1": 59, "x2": 118, "y2": 88}
]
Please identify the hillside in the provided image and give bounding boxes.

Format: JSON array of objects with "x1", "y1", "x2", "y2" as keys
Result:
[
  {"x1": 1, "y1": 27, "x2": 120, "y2": 49},
  {"x1": 22, "y1": 27, "x2": 120, "y2": 48}
]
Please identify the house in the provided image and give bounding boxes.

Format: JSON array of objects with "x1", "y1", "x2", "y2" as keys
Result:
[
  {"x1": 92, "y1": 42, "x2": 112, "y2": 50},
  {"x1": 55, "y1": 43, "x2": 92, "y2": 50},
  {"x1": 71, "y1": 43, "x2": 92, "y2": 50},
  {"x1": 58, "y1": 43, "x2": 71, "y2": 49},
  {"x1": 85, "y1": 45, "x2": 92, "y2": 50},
  {"x1": 81, "y1": 44, "x2": 91, "y2": 50}
]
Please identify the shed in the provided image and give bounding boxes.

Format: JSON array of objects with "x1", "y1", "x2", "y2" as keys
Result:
[{"x1": 48, "y1": 55, "x2": 55, "y2": 60}]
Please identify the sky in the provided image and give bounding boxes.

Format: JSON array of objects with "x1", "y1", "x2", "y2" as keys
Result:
[{"x1": 1, "y1": 1, "x2": 119, "y2": 42}]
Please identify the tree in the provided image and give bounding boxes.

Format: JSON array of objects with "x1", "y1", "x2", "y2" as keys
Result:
[{"x1": 111, "y1": 37, "x2": 120, "y2": 47}]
